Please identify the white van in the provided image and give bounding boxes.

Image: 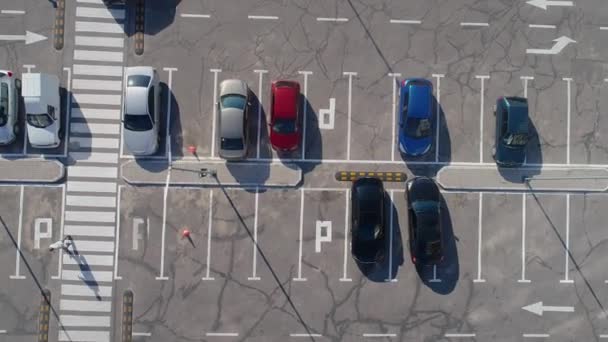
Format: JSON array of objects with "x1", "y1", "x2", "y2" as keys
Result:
[{"x1": 23, "y1": 73, "x2": 61, "y2": 149}]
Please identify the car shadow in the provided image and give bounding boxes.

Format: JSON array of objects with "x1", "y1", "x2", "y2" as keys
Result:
[
  {"x1": 400, "y1": 93, "x2": 451, "y2": 178},
  {"x1": 249, "y1": 90, "x2": 272, "y2": 161},
  {"x1": 496, "y1": 118, "x2": 543, "y2": 183},
  {"x1": 414, "y1": 196, "x2": 459, "y2": 294},
  {"x1": 297, "y1": 96, "x2": 322, "y2": 175},
  {"x1": 105, "y1": 0, "x2": 180, "y2": 37},
  {"x1": 355, "y1": 192, "x2": 404, "y2": 282}
]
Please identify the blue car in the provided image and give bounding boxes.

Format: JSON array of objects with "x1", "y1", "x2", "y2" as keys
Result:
[{"x1": 398, "y1": 78, "x2": 433, "y2": 157}]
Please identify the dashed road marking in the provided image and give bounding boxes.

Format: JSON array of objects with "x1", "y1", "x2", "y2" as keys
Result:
[
  {"x1": 317, "y1": 17, "x2": 348, "y2": 22},
  {"x1": 181, "y1": 13, "x2": 211, "y2": 18},
  {"x1": 389, "y1": 19, "x2": 421, "y2": 24},
  {"x1": 460, "y1": 22, "x2": 489, "y2": 27},
  {"x1": 445, "y1": 333, "x2": 476, "y2": 337},
  {"x1": 248, "y1": 15, "x2": 279, "y2": 20},
  {"x1": 1, "y1": 10, "x2": 24, "y2": 14},
  {"x1": 529, "y1": 24, "x2": 556, "y2": 29}
]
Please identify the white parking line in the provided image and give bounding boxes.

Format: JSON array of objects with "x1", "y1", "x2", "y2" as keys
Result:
[
  {"x1": 65, "y1": 210, "x2": 115, "y2": 223},
  {"x1": 388, "y1": 73, "x2": 401, "y2": 161},
  {"x1": 74, "y1": 49, "x2": 124, "y2": 62},
  {"x1": 61, "y1": 284, "x2": 112, "y2": 297},
  {"x1": 69, "y1": 151, "x2": 119, "y2": 164},
  {"x1": 429, "y1": 264, "x2": 442, "y2": 282},
  {"x1": 206, "y1": 332, "x2": 239, "y2": 337},
  {"x1": 474, "y1": 192, "x2": 485, "y2": 283},
  {"x1": 518, "y1": 193, "x2": 531, "y2": 283},
  {"x1": 60, "y1": 299, "x2": 112, "y2": 312},
  {"x1": 1, "y1": 10, "x2": 24, "y2": 14},
  {"x1": 59, "y1": 330, "x2": 110, "y2": 341},
  {"x1": 476, "y1": 75, "x2": 490, "y2": 163},
  {"x1": 156, "y1": 169, "x2": 170, "y2": 280},
  {"x1": 71, "y1": 123, "x2": 120, "y2": 135},
  {"x1": 75, "y1": 21, "x2": 124, "y2": 34},
  {"x1": 210, "y1": 69, "x2": 221, "y2": 157},
  {"x1": 181, "y1": 13, "x2": 211, "y2": 18},
  {"x1": 69, "y1": 165, "x2": 118, "y2": 179},
  {"x1": 344, "y1": 72, "x2": 356, "y2": 160},
  {"x1": 317, "y1": 17, "x2": 348, "y2": 22},
  {"x1": 363, "y1": 333, "x2": 397, "y2": 337},
  {"x1": 299, "y1": 71, "x2": 312, "y2": 160},
  {"x1": 390, "y1": 19, "x2": 421, "y2": 24},
  {"x1": 561, "y1": 194, "x2": 573, "y2": 283},
  {"x1": 73, "y1": 79, "x2": 122, "y2": 91},
  {"x1": 248, "y1": 189, "x2": 260, "y2": 281},
  {"x1": 290, "y1": 333, "x2": 322, "y2": 337},
  {"x1": 521, "y1": 76, "x2": 534, "y2": 98},
  {"x1": 432, "y1": 74, "x2": 444, "y2": 161},
  {"x1": 70, "y1": 136, "x2": 120, "y2": 149},
  {"x1": 385, "y1": 190, "x2": 397, "y2": 282},
  {"x1": 600, "y1": 334, "x2": 608, "y2": 338},
  {"x1": 563, "y1": 78, "x2": 572, "y2": 164},
  {"x1": 0, "y1": 330, "x2": 6, "y2": 333},
  {"x1": 73, "y1": 93, "x2": 122, "y2": 106},
  {"x1": 529, "y1": 24, "x2": 556, "y2": 29},
  {"x1": 53, "y1": 184, "x2": 66, "y2": 279},
  {"x1": 63, "y1": 254, "x2": 114, "y2": 266},
  {"x1": 248, "y1": 15, "x2": 279, "y2": 20},
  {"x1": 132, "y1": 332, "x2": 152, "y2": 337},
  {"x1": 600, "y1": 27, "x2": 608, "y2": 30},
  {"x1": 164, "y1": 68, "x2": 177, "y2": 159},
  {"x1": 62, "y1": 269, "x2": 113, "y2": 282},
  {"x1": 254, "y1": 70, "x2": 268, "y2": 159},
  {"x1": 68, "y1": 181, "x2": 117, "y2": 193},
  {"x1": 71, "y1": 107, "x2": 121, "y2": 120},
  {"x1": 64, "y1": 224, "x2": 115, "y2": 237},
  {"x1": 73, "y1": 64, "x2": 123, "y2": 77},
  {"x1": 460, "y1": 22, "x2": 489, "y2": 27},
  {"x1": 75, "y1": 36, "x2": 124, "y2": 48},
  {"x1": 523, "y1": 333, "x2": 550, "y2": 338},
  {"x1": 203, "y1": 190, "x2": 215, "y2": 280},
  {"x1": 294, "y1": 188, "x2": 306, "y2": 281},
  {"x1": 340, "y1": 189, "x2": 352, "y2": 282},
  {"x1": 445, "y1": 333, "x2": 476, "y2": 337},
  {"x1": 10, "y1": 186, "x2": 25, "y2": 279},
  {"x1": 76, "y1": 7, "x2": 125, "y2": 20},
  {"x1": 68, "y1": 240, "x2": 115, "y2": 253},
  {"x1": 66, "y1": 195, "x2": 116, "y2": 208},
  {"x1": 60, "y1": 315, "x2": 111, "y2": 327}
]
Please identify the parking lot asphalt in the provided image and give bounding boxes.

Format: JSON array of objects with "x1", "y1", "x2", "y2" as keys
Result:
[{"x1": 0, "y1": 0, "x2": 607, "y2": 341}]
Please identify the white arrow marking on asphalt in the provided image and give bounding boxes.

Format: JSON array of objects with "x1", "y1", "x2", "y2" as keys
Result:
[
  {"x1": 527, "y1": 0, "x2": 574, "y2": 10},
  {"x1": 526, "y1": 36, "x2": 576, "y2": 55},
  {"x1": 522, "y1": 301, "x2": 574, "y2": 316},
  {"x1": 0, "y1": 31, "x2": 47, "y2": 45}
]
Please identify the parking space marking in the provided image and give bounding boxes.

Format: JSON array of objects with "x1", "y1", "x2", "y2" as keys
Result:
[
  {"x1": 68, "y1": 181, "x2": 117, "y2": 193},
  {"x1": 529, "y1": 24, "x2": 556, "y2": 29},
  {"x1": 59, "y1": 330, "x2": 110, "y2": 341},
  {"x1": 203, "y1": 190, "x2": 215, "y2": 280},
  {"x1": 248, "y1": 189, "x2": 260, "y2": 281},
  {"x1": 363, "y1": 333, "x2": 397, "y2": 337},
  {"x1": 54, "y1": 184, "x2": 67, "y2": 279},
  {"x1": 298, "y1": 71, "x2": 312, "y2": 160},
  {"x1": 390, "y1": 19, "x2": 421, "y2": 24},
  {"x1": 432, "y1": 74, "x2": 444, "y2": 162},
  {"x1": 388, "y1": 73, "x2": 401, "y2": 161},
  {"x1": 563, "y1": 77, "x2": 572, "y2": 164},
  {"x1": 71, "y1": 107, "x2": 121, "y2": 120},
  {"x1": 521, "y1": 76, "x2": 534, "y2": 98},
  {"x1": 76, "y1": 7, "x2": 125, "y2": 20},
  {"x1": 69, "y1": 151, "x2": 119, "y2": 164},
  {"x1": 476, "y1": 75, "x2": 490, "y2": 163},
  {"x1": 74, "y1": 49, "x2": 123, "y2": 63},
  {"x1": 600, "y1": 334, "x2": 608, "y2": 338},
  {"x1": 64, "y1": 224, "x2": 114, "y2": 238},
  {"x1": 73, "y1": 64, "x2": 123, "y2": 77},
  {"x1": 429, "y1": 264, "x2": 442, "y2": 283},
  {"x1": 75, "y1": 36, "x2": 124, "y2": 48},
  {"x1": 340, "y1": 189, "x2": 352, "y2": 282},
  {"x1": 385, "y1": 189, "x2": 397, "y2": 282},
  {"x1": 75, "y1": 21, "x2": 124, "y2": 34},
  {"x1": 9, "y1": 186, "x2": 25, "y2": 279},
  {"x1": 290, "y1": 333, "x2": 322, "y2": 337},
  {"x1": 210, "y1": 69, "x2": 221, "y2": 157},
  {"x1": 68, "y1": 240, "x2": 115, "y2": 252},
  {"x1": 62, "y1": 269, "x2": 113, "y2": 282},
  {"x1": 248, "y1": 15, "x2": 279, "y2": 20},
  {"x1": 1, "y1": 10, "x2": 24, "y2": 14},
  {"x1": 163, "y1": 68, "x2": 177, "y2": 160},
  {"x1": 63, "y1": 254, "x2": 114, "y2": 266},
  {"x1": 181, "y1": 13, "x2": 211, "y2": 18},
  {"x1": 73, "y1": 79, "x2": 122, "y2": 91},
  {"x1": 523, "y1": 333, "x2": 550, "y2": 338},
  {"x1": 69, "y1": 166, "x2": 117, "y2": 178},
  {"x1": 294, "y1": 188, "x2": 306, "y2": 281},
  {"x1": 474, "y1": 192, "x2": 485, "y2": 283},
  {"x1": 460, "y1": 22, "x2": 489, "y2": 27},
  {"x1": 518, "y1": 193, "x2": 531, "y2": 283},
  {"x1": 156, "y1": 165, "x2": 171, "y2": 281},
  {"x1": 65, "y1": 210, "x2": 115, "y2": 223},
  {"x1": 317, "y1": 17, "x2": 348, "y2": 22},
  {"x1": 560, "y1": 193, "x2": 573, "y2": 283},
  {"x1": 254, "y1": 70, "x2": 268, "y2": 158},
  {"x1": 133, "y1": 332, "x2": 152, "y2": 336},
  {"x1": 344, "y1": 72, "x2": 357, "y2": 160},
  {"x1": 59, "y1": 315, "x2": 110, "y2": 327},
  {"x1": 206, "y1": 332, "x2": 239, "y2": 337},
  {"x1": 66, "y1": 195, "x2": 116, "y2": 208},
  {"x1": 73, "y1": 93, "x2": 122, "y2": 106},
  {"x1": 445, "y1": 333, "x2": 476, "y2": 337},
  {"x1": 71, "y1": 122, "x2": 120, "y2": 135}
]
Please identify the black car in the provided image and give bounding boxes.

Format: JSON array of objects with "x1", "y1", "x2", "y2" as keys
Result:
[
  {"x1": 492, "y1": 96, "x2": 530, "y2": 167},
  {"x1": 406, "y1": 177, "x2": 443, "y2": 266},
  {"x1": 351, "y1": 177, "x2": 386, "y2": 264}
]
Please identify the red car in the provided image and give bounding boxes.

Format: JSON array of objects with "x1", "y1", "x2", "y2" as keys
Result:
[{"x1": 269, "y1": 80, "x2": 301, "y2": 152}]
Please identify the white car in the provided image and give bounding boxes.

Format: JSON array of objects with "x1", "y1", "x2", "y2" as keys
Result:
[
  {"x1": 218, "y1": 79, "x2": 249, "y2": 160},
  {"x1": 0, "y1": 70, "x2": 20, "y2": 145},
  {"x1": 123, "y1": 67, "x2": 160, "y2": 156},
  {"x1": 23, "y1": 73, "x2": 61, "y2": 149}
]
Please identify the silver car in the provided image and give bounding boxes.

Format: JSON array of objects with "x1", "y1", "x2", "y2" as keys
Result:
[
  {"x1": 123, "y1": 67, "x2": 160, "y2": 156},
  {"x1": 218, "y1": 79, "x2": 249, "y2": 160},
  {"x1": 0, "y1": 70, "x2": 19, "y2": 145}
]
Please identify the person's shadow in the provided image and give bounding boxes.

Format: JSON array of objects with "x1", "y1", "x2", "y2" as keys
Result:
[
  {"x1": 354, "y1": 192, "x2": 404, "y2": 282},
  {"x1": 414, "y1": 196, "x2": 459, "y2": 294},
  {"x1": 66, "y1": 240, "x2": 102, "y2": 300}
]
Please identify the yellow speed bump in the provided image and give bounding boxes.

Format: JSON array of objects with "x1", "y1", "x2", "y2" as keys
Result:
[{"x1": 335, "y1": 171, "x2": 407, "y2": 182}]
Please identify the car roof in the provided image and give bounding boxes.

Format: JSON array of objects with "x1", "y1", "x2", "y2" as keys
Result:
[
  {"x1": 220, "y1": 107, "x2": 244, "y2": 139},
  {"x1": 353, "y1": 178, "x2": 384, "y2": 210},
  {"x1": 273, "y1": 81, "x2": 298, "y2": 119},
  {"x1": 407, "y1": 83, "x2": 431, "y2": 118},
  {"x1": 125, "y1": 87, "x2": 149, "y2": 115},
  {"x1": 505, "y1": 98, "x2": 529, "y2": 134},
  {"x1": 409, "y1": 177, "x2": 439, "y2": 202}
]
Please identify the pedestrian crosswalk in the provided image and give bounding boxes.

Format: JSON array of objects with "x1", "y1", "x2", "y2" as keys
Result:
[{"x1": 59, "y1": 0, "x2": 126, "y2": 340}]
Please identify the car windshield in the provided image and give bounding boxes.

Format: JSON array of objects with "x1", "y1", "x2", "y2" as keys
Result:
[
  {"x1": 0, "y1": 83, "x2": 8, "y2": 127},
  {"x1": 127, "y1": 75, "x2": 150, "y2": 87},
  {"x1": 503, "y1": 133, "x2": 528, "y2": 146},
  {"x1": 221, "y1": 137, "x2": 244, "y2": 150},
  {"x1": 405, "y1": 117, "x2": 431, "y2": 138},
  {"x1": 26, "y1": 113, "x2": 53, "y2": 128},
  {"x1": 221, "y1": 95, "x2": 246, "y2": 110},
  {"x1": 124, "y1": 114, "x2": 153, "y2": 131},
  {"x1": 272, "y1": 118, "x2": 296, "y2": 134},
  {"x1": 425, "y1": 240, "x2": 442, "y2": 257}
]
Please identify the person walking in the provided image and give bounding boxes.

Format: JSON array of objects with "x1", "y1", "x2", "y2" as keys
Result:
[{"x1": 49, "y1": 235, "x2": 73, "y2": 252}]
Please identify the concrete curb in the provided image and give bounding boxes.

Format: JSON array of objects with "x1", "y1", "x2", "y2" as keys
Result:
[
  {"x1": 437, "y1": 165, "x2": 608, "y2": 192},
  {"x1": 121, "y1": 160, "x2": 302, "y2": 188},
  {"x1": 0, "y1": 158, "x2": 65, "y2": 183}
]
